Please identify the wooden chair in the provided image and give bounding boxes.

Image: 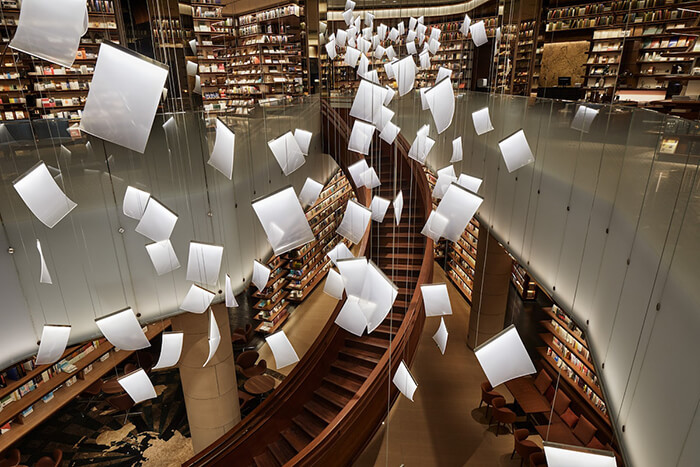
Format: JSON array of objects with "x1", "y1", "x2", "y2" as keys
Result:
[
  {"x1": 236, "y1": 351, "x2": 267, "y2": 378},
  {"x1": 106, "y1": 393, "x2": 140, "y2": 424},
  {"x1": 479, "y1": 381, "x2": 501, "y2": 417},
  {"x1": 490, "y1": 396, "x2": 516, "y2": 436},
  {"x1": 0, "y1": 449, "x2": 20, "y2": 467},
  {"x1": 238, "y1": 389, "x2": 255, "y2": 412},
  {"x1": 33, "y1": 449, "x2": 61, "y2": 467},
  {"x1": 512, "y1": 429, "x2": 541, "y2": 466},
  {"x1": 77, "y1": 379, "x2": 103, "y2": 414},
  {"x1": 232, "y1": 324, "x2": 253, "y2": 348},
  {"x1": 135, "y1": 351, "x2": 155, "y2": 374},
  {"x1": 529, "y1": 451, "x2": 547, "y2": 467}
]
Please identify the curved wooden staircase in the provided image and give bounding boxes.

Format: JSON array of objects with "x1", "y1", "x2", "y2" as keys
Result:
[{"x1": 184, "y1": 99, "x2": 433, "y2": 466}]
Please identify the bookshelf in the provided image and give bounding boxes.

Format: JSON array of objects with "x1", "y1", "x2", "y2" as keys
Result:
[
  {"x1": 446, "y1": 218, "x2": 480, "y2": 303},
  {"x1": 511, "y1": 260, "x2": 537, "y2": 300},
  {"x1": 494, "y1": 24, "x2": 518, "y2": 93},
  {"x1": 252, "y1": 255, "x2": 290, "y2": 335},
  {"x1": 0, "y1": 320, "x2": 170, "y2": 449},
  {"x1": 513, "y1": 20, "x2": 537, "y2": 95}
]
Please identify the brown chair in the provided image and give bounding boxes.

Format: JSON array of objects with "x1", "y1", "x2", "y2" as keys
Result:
[
  {"x1": 529, "y1": 451, "x2": 547, "y2": 467},
  {"x1": 123, "y1": 362, "x2": 137, "y2": 375},
  {"x1": 135, "y1": 350, "x2": 155, "y2": 373},
  {"x1": 479, "y1": 381, "x2": 501, "y2": 417},
  {"x1": 33, "y1": 449, "x2": 61, "y2": 467},
  {"x1": 238, "y1": 389, "x2": 255, "y2": 412},
  {"x1": 0, "y1": 449, "x2": 20, "y2": 467},
  {"x1": 77, "y1": 379, "x2": 103, "y2": 414},
  {"x1": 512, "y1": 429, "x2": 541, "y2": 467},
  {"x1": 490, "y1": 396, "x2": 516, "y2": 436},
  {"x1": 106, "y1": 393, "x2": 140, "y2": 424},
  {"x1": 236, "y1": 351, "x2": 267, "y2": 378},
  {"x1": 232, "y1": 324, "x2": 254, "y2": 348}
]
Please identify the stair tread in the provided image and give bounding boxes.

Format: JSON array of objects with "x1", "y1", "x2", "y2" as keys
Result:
[
  {"x1": 268, "y1": 438, "x2": 296, "y2": 465},
  {"x1": 331, "y1": 359, "x2": 374, "y2": 379},
  {"x1": 345, "y1": 335, "x2": 390, "y2": 351},
  {"x1": 339, "y1": 346, "x2": 383, "y2": 363},
  {"x1": 323, "y1": 372, "x2": 363, "y2": 393},
  {"x1": 293, "y1": 411, "x2": 326, "y2": 439},
  {"x1": 315, "y1": 385, "x2": 351, "y2": 409},
  {"x1": 373, "y1": 324, "x2": 398, "y2": 335},
  {"x1": 253, "y1": 451, "x2": 280, "y2": 467},
  {"x1": 281, "y1": 426, "x2": 311, "y2": 452},
  {"x1": 304, "y1": 398, "x2": 339, "y2": 424}
]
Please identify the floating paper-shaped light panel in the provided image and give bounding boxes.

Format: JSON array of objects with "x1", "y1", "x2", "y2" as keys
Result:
[
  {"x1": 436, "y1": 66, "x2": 452, "y2": 82},
  {"x1": 385, "y1": 45, "x2": 396, "y2": 60},
  {"x1": 460, "y1": 14, "x2": 472, "y2": 36},
  {"x1": 379, "y1": 121, "x2": 400, "y2": 144},
  {"x1": 13, "y1": 161, "x2": 77, "y2": 228},
  {"x1": 252, "y1": 260, "x2": 271, "y2": 292},
  {"x1": 186, "y1": 242, "x2": 223, "y2": 285},
  {"x1": 364, "y1": 70, "x2": 380, "y2": 85},
  {"x1": 348, "y1": 119, "x2": 376, "y2": 156},
  {"x1": 208, "y1": 119, "x2": 235, "y2": 180},
  {"x1": 336, "y1": 29, "x2": 347, "y2": 47},
  {"x1": 347, "y1": 159, "x2": 369, "y2": 188},
  {"x1": 357, "y1": 54, "x2": 369, "y2": 78},
  {"x1": 474, "y1": 324, "x2": 536, "y2": 388},
  {"x1": 421, "y1": 283, "x2": 452, "y2": 317},
  {"x1": 135, "y1": 197, "x2": 178, "y2": 242},
  {"x1": 388, "y1": 27, "x2": 399, "y2": 42},
  {"x1": 433, "y1": 318, "x2": 448, "y2": 355},
  {"x1": 361, "y1": 261, "x2": 399, "y2": 333},
  {"x1": 123, "y1": 186, "x2": 150, "y2": 221},
  {"x1": 299, "y1": 178, "x2": 323, "y2": 207},
  {"x1": 407, "y1": 41, "x2": 417, "y2": 55},
  {"x1": 95, "y1": 308, "x2": 150, "y2": 351},
  {"x1": 268, "y1": 131, "x2": 306, "y2": 176},
  {"x1": 145, "y1": 239, "x2": 180, "y2": 276},
  {"x1": 470, "y1": 21, "x2": 488, "y2": 47},
  {"x1": 342, "y1": 9, "x2": 353, "y2": 26},
  {"x1": 252, "y1": 186, "x2": 315, "y2": 255},
  {"x1": 35, "y1": 239, "x2": 52, "y2": 284},
  {"x1": 180, "y1": 284, "x2": 215, "y2": 314},
  {"x1": 472, "y1": 107, "x2": 494, "y2": 136},
  {"x1": 36, "y1": 324, "x2": 71, "y2": 365},
  {"x1": 327, "y1": 242, "x2": 354, "y2": 266},
  {"x1": 152, "y1": 332, "x2": 184, "y2": 370},
  {"x1": 294, "y1": 129, "x2": 313, "y2": 155},
  {"x1": 419, "y1": 50, "x2": 430, "y2": 68},
  {"x1": 336, "y1": 257, "x2": 368, "y2": 298},
  {"x1": 350, "y1": 79, "x2": 388, "y2": 127},
  {"x1": 394, "y1": 191, "x2": 403, "y2": 225},
  {"x1": 10, "y1": 0, "x2": 86, "y2": 68},
  {"x1": 325, "y1": 39, "x2": 337, "y2": 59},
  {"x1": 345, "y1": 0, "x2": 356, "y2": 10},
  {"x1": 457, "y1": 174, "x2": 483, "y2": 194},
  {"x1": 408, "y1": 125, "x2": 435, "y2": 165},
  {"x1": 118, "y1": 369, "x2": 157, "y2": 404},
  {"x1": 543, "y1": 442, "x2": 617, "y2": 467},
  {"x1": 435, "y1": 183, "x2": 483, "y2": 243},
  {"x1": 358, "y1": 37, "x2": 371, "y2": 54},
  {"x1": 421, "y1": 210, "x2": 449, "y2": 242},
  {"x1": 80, "y1": 43, "x2": 168, "y2": 153},
  {"x1": 425, "y1": 78, "x2": 454, "y2": 134},
  {"x1": 406, "y1": 30, "x2": 416, "y2": 43},
  {"x1": 499, "y1": 129, "x2": 535, "y2": 173},
  {"x1": 384, "y1": 61, "x2": 396, "y2": 80},
  {"x1": 393, "y1": 361, "x2": 417, "y2": 401},
  {"x1": 370, "y1": 196, "x2": 390, "y2": 222},
  {"x1": 193, "y1": 75, "x2": 202, "y2": 95},
  {"x1": 189, "y1": 39, "x2": 197, "y2": 54},
  {"x1": 450, "y1": 137, "x2": 463, "y2": 163},
  {"x1": 335, "y1": 296, "x2": 367, "y2": 337},
  {"x1": 345, "y1": 46, "x2": 361, "y2": 67},
  {"x1": 186, "y1": 60, "x2": 197, "y2": 76},
  {"x1": 337, "y1": 199, "x2": 372, "y2": 244},
  {"x1": 361, "y1": 167, "x2": 381, "y2": 189},
  {"x1": 432, "y1": 165, "x2": 457, "y2": 199},
  {"x1": 395, "y1": 56, "x2": 416, "y2": 96},
  {"x1": 427, "y1": 38, "x2": 440, "y2": 55},
  {"x1": 324, "y1": 269, "x2": 345, "y2": 300},
  {"x1": 225, "y1": 274, "x2": 238, "y2": 307},
  {"x1": 203, "y1": 308, "x2": 221, "y2": 367},
  {"x1": 266, "y1": 330, "x2": 299, "y2": 369},
  {"x1": 384, "y1": 86, "x2": 395, "y2": 107},
  {"x1": 374, "y1": 45, "x2": 386, "y2": 59},
  {"x1": 408, "y1": 17, "x2": 417, "y2": 31},
  {"x1": 570, "y1": 105, "x2": 599, "y2": 133}
]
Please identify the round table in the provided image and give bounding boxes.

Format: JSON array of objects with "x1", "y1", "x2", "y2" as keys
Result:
[{"x1": 244, "y1": 375, "x2": 276, "y2": 395}]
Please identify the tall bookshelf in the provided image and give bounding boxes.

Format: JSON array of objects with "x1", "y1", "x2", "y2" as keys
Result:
[
  {"x1": 511, "y1": 260, "x2": 537, "y2": 300},
  {"x1": 252, "y1": 255, "x2": 291, "y2": 334},
  {"x1": 446, "y1": 218, "x2": 480, "y2": 303},
  {"x1": 494, "y1": 23, "x2": 518, "y2": 93},
  {"x1": 513, "y1": 19, "x2": 537, "y2": 95}
]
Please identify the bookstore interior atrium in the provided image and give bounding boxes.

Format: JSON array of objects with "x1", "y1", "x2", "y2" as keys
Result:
[{"x1": 0, "y1": 0, "x2": 698, "y2": 465}]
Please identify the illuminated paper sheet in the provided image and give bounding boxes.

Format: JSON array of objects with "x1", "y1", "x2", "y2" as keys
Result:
[
  {"x1": 498, "y1": 129, "x2": 535, "y2": 173},
  {"x1": 425, "y1": 77, "x2": 454, "y2": 134},
  {"x1": 252, "y1": 186, "x2": 314, "y2": 255},
  {"x1": 393, "y1": 361, "x2": 417, "y2": 401},
  {"x1": 374, "y1": 45, "x2": 386, "y2": 59},
  {"x1": 362, "y1": 261, "x2": 398, "y2": 333},
  {"x1": 252, "y1": 260, "x2": 271, "y2": 292},
  {"x1": 186, "y1": 242, "x2": 224, "y2": 285},
  {"x1": 379, "y1": 121, "x2": 400, "y2": 144},
  {"x1": 208, "y1": 119, "x2": 235, "y2": 180},
  {"x1": 474, "y1": 325, "x2": 536, "y2": 387},
  {"x1": 266, "y1": 330, "x2": 299, "y2": 369},
  {"x1": 450, "y1": 137, "x2": 463, "y2": 163},
  {"x1": 335, "y1": 296, "x2": 367, "y2": 336},
  {"x1": 180, "y1": 284, "x2": 215, "y2": 314},
  {"x1": 203, "y1": 309, "x2": 221, "y2": 367},
  {"x1": 225, "y1": 273, "x2": 238, "y2": 307},
  {"x1": 361, "y1": 167, "x2": 381, "y2": 189},
  {"x1": 342, "y1": 9, "x2": 353, "y2": 26},
  {"x1": 135, "y1": 198, "x2": 178, "y2": 242},
  {"x1": 13, "y1": 161, "x2": 77, "y2": 228},
  {"x1": 370, "y1": 196, "x2": 390, "y2": 222},
  {"x1": 419, "y1": 50, "x2": 430, "y2": 68},
  {"x1": 460, "y1": 14, "x2": 472, "y2": 36},
  {"x1": 145, "y1": 239, "x2": 180, "y2": 276},
  {"x1": 408, "y1": 125, "x2": 435, "y2": 164},
  {"x1": 95, "y1": 308, "x2": 150, "y2": 351},
  {"x1": 435, "y1": 183, "x2": 483, "y2": 243},
  {"x1": 470, "y1": 21, "x2": 488, "y2": 47},
  {"x1": 433, "y1": 318, "x2": 448, "y2": 354},
  {"x1": 325, "y1": 39, "x2": 337, "y2": 59},
  {"x1": 407, "y1": 41, "x2": 417, "y2": 55},
  {"x1": 348, "y1": 119, "x2": 376, "y2": 155},
  {"x1": 186, "y1": 60, "x2": 197, "y2": 76},
  {"x1": 118, "y1": 369, "x2": 157, "y2": 403},
  {"x1": 327, "y1": 242, "x2": 354, "y2": 266},
  {"x1": 299, "y1": 178, "x2": 324, "y2": 207},
  {"x1": 472, "y1": 107, "x2": 494, "y2": 135},
  {"x1": 394, "y1": 191, "x2": 403, "y2": 225},
  {"x1": 421, "y1": 210, "x2": 449, "y2": 242},
  {"x1": 36, "y1": 324, "x2": 71, "y2": 365},
  {"x1": 268, "y1": 131, "x2": 306, "y2": 176},
  {"x1": 347, "y1": 159, "x2": 369, "y2": 187},
  {"x1": 350, "y1": 79, "x2": 388, "y2": 125},
  {"x1": 324, "y1": 268, "x2": 345, "y2": 300},
  {"x1": 337, "y1": 199, "x2": 372, "y2": 244},
  {"x1": 152, "y1": 332, "x2": 184, "y2": 369},
  {"x1": 383, "y1": 85, "x2": 395, "y2": 105},
  {"x1": 457, "y1": 173, "x2": 483, "y2": 194},
  {"x1": 421, "y1": 283, "x2": 452, "y2": 317},
  {"x1": 123, "y1": 186, "x2": 150, "y2": 220},
  {"x1": 36, "y1": 239, "x2": 52, "y2": 284},
  {"x1": 395, "y1": 56, "x2": 416, "y2": 96},
  {"x1": 345, "y1": 46, "x2": 361, "y2": 67},
  {"x1": 336, "y1": 29, "x2": 347, "y2": 47},
  {"x1": 385, "y1": 45, "x2": 396, "y2": 60},
  {"x1": 571, "y1": 105, "x2": 599, "y2": 133},
  {"x1": 544, "y1": 443, "x2": 618, "y2": 467}
]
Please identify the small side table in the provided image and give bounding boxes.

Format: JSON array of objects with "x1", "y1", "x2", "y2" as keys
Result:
[{"x1": 244, "y1": 375, "x2": 276, "y2": 395}]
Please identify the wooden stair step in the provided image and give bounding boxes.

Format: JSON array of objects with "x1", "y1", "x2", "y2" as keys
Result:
[
  {"x1": 267, "y1": 438, "x2": 297, "y2": 465},
  {"x1": 293, "y1": 411, "x2": 326, "y2": 439},
  {"x1": 304, "y1": 398, "x2": 339, "y2": 424},
  {"x1": 281, "y1": 425, "x2": 311, "y2": 452},
  {"x1": 323, "y1": 372, "x2": 362, "y2": 394},
  {"x1": 344, "y1": 335, "x2": 390, "y2": 353},
  {"x1": 331, "y1": 358, "x2": 374, "y2": 380},
  {"x1": 372, "y1": 324, "x2": 398, "y2": 337},
  {"x1": 338, "y1": 346, "x2": 382, "y2": 366},
  {"x1": 253, "y1": 451, "x2": 280, "y2": 467},
  {"x1": 393, "y1": 299, "x2": 410, "y2": 309},
  {"x1": 314, "y1": 385, "x2": 351, "y2": 409}
]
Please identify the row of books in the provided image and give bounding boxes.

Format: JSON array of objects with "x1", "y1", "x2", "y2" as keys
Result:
[
  {"x1": 239, "y1": 4, "x2": 302, "y2": 26},
  {"x1": 34, "y1": 81, "x2": 90, "y2": 91},
  {"x1": 545, "y1": 16, "x2": 615, "y2": 31},
  {"x1": 0, "y1": 96, "x2": 26, "y2": 103},
  {"x1": 86, "y1": 0, "x2": 114, "y2": 14},
  {"x1": 641, "y1": 36, "x2": 693, "y2": 49},
  {"x1": 37, "y1": 97, "x2": 85, "y2": 108},
  {"x1": 547, "y1": 4, "x2": 608, "y2": 20},
  {"x1": 551, "y1": 335, "x2": 596, "y2": 380},
  {"x1": 551, "y1": 320, "x2": 593, "y2": 362},
  {"x1": 33, "y1": 65, "x2": 94, "y2": 76},
  {"x1": 547, "y1": 347, "x2": 607, "y2": 414},
  {"x1": 1, "y1": 110, "x2": 28, "y2": 120}
]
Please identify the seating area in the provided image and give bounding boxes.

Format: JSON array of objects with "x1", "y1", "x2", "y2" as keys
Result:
[
  {"x1": 230, "y1": 329, "x2": 272, "y2": 417},
  {"x1": 0, "y1": 448, "x2": 62, "y2": 467}
]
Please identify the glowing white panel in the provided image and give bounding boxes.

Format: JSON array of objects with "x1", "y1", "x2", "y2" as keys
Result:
[
  {"x1": 460, "y1": 14, "x2": 472, "y2": 36},
  {"x1": 436, "y1": 67, "x2": 452, "y2": 82},
  {"x1": 180, "y1": 284, "x2": 215, "y2": 314},
  {"x1": 499, "y1": 129, "x2": 535, "y2": 173},
  {"x1": 432, "y1": 172, "x2": 457, "y2": 199},
  {"x1": 293, "y1": 129, "x2": 312, "y2": 156},
  {"x1": 35, "y1": 239, "x2": 52, "y2": 284},
  {"x1": 374, "y1": 45, "x2": 386, "y2": 59},
  {"x1": 371, "y1": 34, "x2": 379, "y2": 50},
  {"x1": 358, "y1": 37, "x2": 371, "y2": 54},
  {"x1": 419, "y1": 50, "x2": 430, "y2": 68},
  {"x1": 472, "y1": 107, "x2": 494, "y2": 135},
  {"x1": 268, "y1": 131, "x2": 306, "y2": 176},
  {"x1": 395, "y1": 56, "x2": 416, "y2": 96},
  {"x1": 495, "y1": 27, "x2": 502, "y2": 46},
  {"x1": 379, "y1": 121, "x2": 400, "y2": 144},
  {"x1": 430, "y1": 27, "x2": 441, "y2": 42},
  {"x1": 348, "y1": 120, "x2": 376, "y2": 156},
  {"x1": 324, "y1": 246, "x2": 353, "y2": 279},
  {"x1": 299, "y1": 178, "x2": 324, "y2": 207},
  {"x1": 253, "y1": 186, "x2": 314, "y2": 255},
  {"x1": 450, "y1": 137, "x2": 463, "y2": 163},
  {"x1": 203, "y1": 309, "x2": 221, "y2": 367},
  {"x1": 420, "y1": 87, "x2": 430, "y2": 110},
  {"x1": 118, "y1": 369, "x2": 157, "y2": 404},
  {"x1": 354, "y1": 15, "x2": 361, "y2": 30},
  {"x1": 206, "y1": 119, "x2": 235, "y2": 180},
  {"x1": 470, "y1": 21, "x2": 488, "y2": 47},
  {"x1": 426, "y1": 77, "x2": 454, "y2": 134},
  {"x1": 95, "y1": 308, "x2": 150, "y2": 351},
  {"x1": 252, "y1": 260, "x2": 271, "y2": 292},
  {"x1": 80, "y1": 43, "x2": 168, "y2": 153},
  {"x1": 348, "y1": 159, "x2": 369, "y2": 187},
  {"x1": 377, "y1": 106, "x2": 394, "y2": 131},
  {"x1": 389, "y1": 27, "x2": 399, "y2": 42},
  {"x1": 417, "y1": 21, "x2": 426, "y2": 34},
  {"x1": 457, "y1": 174, "x2": 483, "y2": 194},
  {"x1": 365, "y1": 70, "x2": 380, "y2": 84},
  {"x1": 571, "y1": 105, "x2": 599, "y2": 133},
  {"x1": 474, "y1": 325, "x2": 536, "y2": 388},
  {"x1": 342, "y1": 9, "x2": 353, "y2": 26},
  {"x1": 266, "y1": 330, "x2": 299, "y2": 369},
  {"x1": 361, "y1": 167, "x2": 381, "y2": 189},
  {"x1": 123, "y1": 186, "x2": 150, "y2": 221},
  {"x1": 186, "y1": 242, "x2": 223, "y2": 285},
  {"x1": 324, "y1": 269, "x2": 345, "y2": 300},
  {"x1": 345, "y1": 46, "x2": 361, "y2": 67},
  {"x1": 421, "y1": 210, "x2": 448, "y2": 242},
  {"x1": 393, "y1": 361, "x2": 417, "y2": 401},
  {"x1": 337, "y1": 199, "x2": 371, "y2": 244},
  {"x1": 145, "y1": 240, "x2": 180, "y2": 276},
  {"x1": 362, "y1": 261, "x2": 398, "y2": 333},
  {"x1": 335, "y1": 296, "x2": 367, "y2": 336},
  {"x1": 135, "y1": 198, "x2": 178, "y2": 242},
  {"x1": 370, "y1": 196, "x2": 390, "y2": 222},
  {"x1": 365, "y1": 12, "x2": 374, "y2": 27},
  {"x1": 325, "y1": 39, "x2": 337, "y2": 59},
  {"x1": 428, "y1": 38, "x2": 440, "y2": 54},
  {"x1": 436, "y1": 183, "x2": 483, "y2": 243},
  {"x1": 394, "y1": 191, "x2": 403, "y2": 225},
  {"x1": 383, "y1": 86, "x2": 395, "y2": 105},
  {"x1": 36, "y1": 325, "x2": 71, "y2": 365},
  {"x1": 433, "y1": 318, "x2": 448, "y2": 355},
  {"x1": 421, "y1": 283, "x2": 452, "y2": 317},
  {"x1": 385, "y1": 45, "x2": 396, "y2": 60},
  {"x1": 336, "y1": 29, "x2": 347, "y2": 47},
  {"x1": 408, "y1": 125, "x2": 435, "y2": 164},
  {"x1": 189, "y1": 39, "x2": 197, "y2": 54},
  {"x1": 10, "y1": 0, "x2": 86, "y2": 68},
  {"x1": 407, "y1": 41, "x2": 417, "y2": 55},
  {"x1": 350, "y1": 79, "x2": 388, "y2": 125},
  {"x1": 544, "y1": 443, "x2": 617, "y2": 467},
  {"x1": 357, "y1": 54, "x2": 369, "y2": 78},
  {"x1": 398, "y1": 21, "x2": 405, "y2": 36},
  {"x1": 152, "y1": 332, "x2": 184, "y2": 370},
  {"x1": 345, "y1": 0, "x2": 355, "y2": 10},
  {"x1": 225, "y1": 274, "x2": 238, "y2": 307},
  {"x1": 337, "y1": 257, "x2": 368, "y2": 298},
  {"x1": 186, "y1": 60, "x2": 197, "y2": 76},
  {"x1": 409, "y1": 17, "x2": 417, "y2": 31},
  {"x1": 13, "y1": 161, "x2": 77, "y2": 228},
  {"x1": 384, "y1": 61, "x2": 396, "y2": 80},
  {"x1": 194, "y1": 75, "x2": 202, "y2": 95},
  {"x1": 377, "y1": 23, "x2": 388, "y2": 40},
  {"x1": 418, "y1": 32, "x2": 425, "y2": 47}
]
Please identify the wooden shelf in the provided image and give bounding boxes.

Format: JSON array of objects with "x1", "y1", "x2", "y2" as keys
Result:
[{"x1": 542, "y1": 306, "x2": 588, "y2": 347}]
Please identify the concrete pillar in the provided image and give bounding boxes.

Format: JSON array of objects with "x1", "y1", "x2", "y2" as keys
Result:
[
  {"x1": 171, "y1": 302, "x2": 240, "y2": 454},
  {"x1": 467, "y1": 231, "x2": 512, "y2": 349}
]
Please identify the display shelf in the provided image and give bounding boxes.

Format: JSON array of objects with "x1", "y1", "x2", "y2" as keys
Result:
[
  {"x1": 445, "y1": 215, "x2": 479, "y2": 303},
  {"x1": 511, "y1": 261, "x2": 537, "y2": 300},
  {"x1": 542, "y1": 305, "x2": 588, "y2": 347}
]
